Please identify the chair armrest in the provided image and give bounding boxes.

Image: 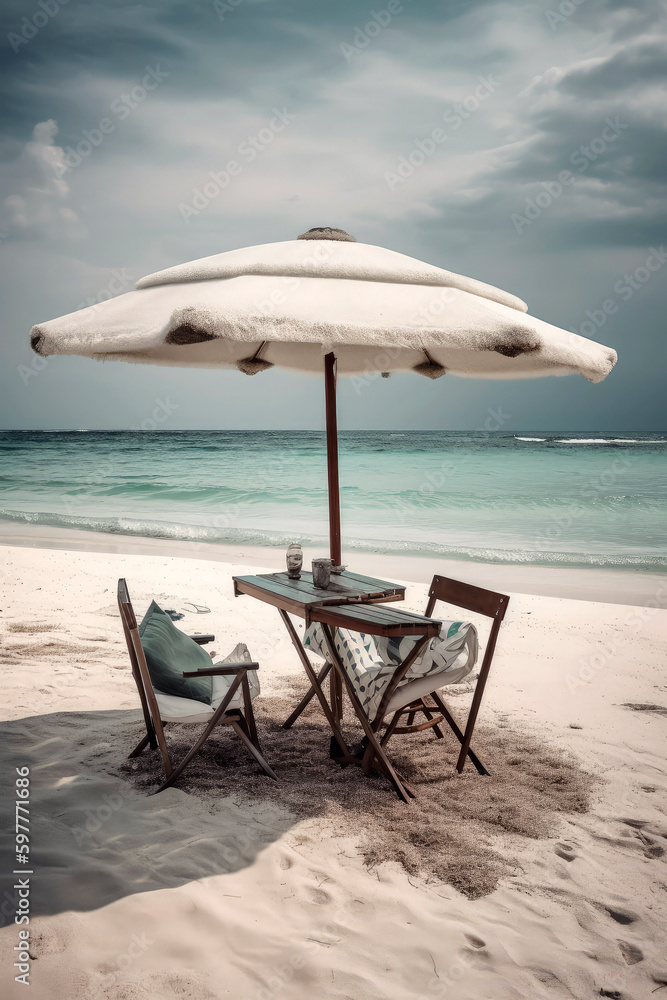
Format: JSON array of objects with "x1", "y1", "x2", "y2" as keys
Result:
[
  {"x1": 189, "y1": 634, "x2": 215, "y2": 645},
  {"x1": 182, "y1": 662, "x2": 259, "y2": 677}
]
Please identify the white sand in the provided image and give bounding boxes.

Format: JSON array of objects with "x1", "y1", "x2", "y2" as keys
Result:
[{"x1": 1, "y1": 535, "x2": 666, "y2": 999}]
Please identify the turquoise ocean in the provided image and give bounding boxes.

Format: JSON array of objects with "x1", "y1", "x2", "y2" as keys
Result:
[{"x1": 0, "y1": 430, "x2": 665, "y2": 571}]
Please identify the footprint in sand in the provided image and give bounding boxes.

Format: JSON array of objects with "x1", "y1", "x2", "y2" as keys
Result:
[
  {"x1": 554, "y1": 842, "x2": 577, "y2": 862},
  {"x1": 308, "y1": 887, "x2": 332, "y2": 905},
  {"x1": 642, "y1": 842, "x2": 665, "y2": 859},
  {"x1": 632, "y1": 828, "x2": 666, "y2": 859},
  {"x1": 636, "y1": 834, "x2": 665, "y2": 859},
  {"x1": 619, "y1": 820, "x2": 666, "y2": 859},
  {"x1": 617, "y1": 940, "x2": 643, "y2": 965},
  {"x1": 602, "y1": 905, "x2": 638, "y2": 926},
  {"x1": 462, "y1": 933, "x2": 491, "y2": 969},
  {"x1": 622, "y1": 702, "x2": 667, "y2": 717},
  {"x1": 464, "y1": 933, "x2": 486, "y2": 949}
]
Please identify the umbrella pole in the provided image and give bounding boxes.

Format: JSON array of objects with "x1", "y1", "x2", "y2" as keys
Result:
[{"x1": 324, "y1": 352, "x2": 342, "y2": 569}]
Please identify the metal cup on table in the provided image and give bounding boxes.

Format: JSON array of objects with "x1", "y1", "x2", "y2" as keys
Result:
[{"x1": 312, "y1": 557, "x2": 333, "y2": 589}]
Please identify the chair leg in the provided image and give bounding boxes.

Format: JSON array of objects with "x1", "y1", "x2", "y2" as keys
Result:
[
  {"x1": 282, "y1": 662, "x2": 331, "y2": 728},
  {"x1": 152, "y1": 718, "x2": 173, "y2": 780},
  {"x1": 455, "y1": 662, "x2": 494, "y2": 774},
  {"x1": 430, "y1": 691, "x2": 488, "y2": 775},
  {"x1": 230, "y1": 719, "x2": 278, "y2": 780},
  {"x1": 320, "y1": 625, "x2": 412, "y2": 803},
  {"x1": 155, "y1": 722, "x2": 218, "y2": 792},
  {"x1": 133, "y1": 666, "x2": 158, "y2": 750},
  {"x1": 236, "y1": 706, "x2": 275, "y2": 778},
  {"x1": 129, "y1": 721, "x2": 169, "y2": 758},
  {"x1": 420, "y1": 703, "x2": 445, "y2": 740},
  {"x1": 128, "y1": 732, "x2": 152, "y2": 757},
  {"x1": 154, "y1": 672, "x2": 245, "y2": 792},
  {"x1": 379, "y1": 711, "x2": 402, "y2": 749},
  {"x1": 241, "y1": 675, "x2": 259, "y2": 747}
]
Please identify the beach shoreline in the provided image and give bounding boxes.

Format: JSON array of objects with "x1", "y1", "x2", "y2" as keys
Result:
[
  {"x1": 1, "y1": 520, "x2": 665, "y2": 607},
  {"x1": 2, "y1": 429, "x2": 665, "y2": 584}
]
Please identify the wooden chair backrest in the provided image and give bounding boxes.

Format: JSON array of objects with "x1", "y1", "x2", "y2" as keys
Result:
[
  {"x1": 117, "y1": 578, "x2": 163, "y2": 734},
  {"x1": 422, "y1": 574, "x2": 510, "y2": 772},
  {"x1": 364, "y1": 576, "x2": 510, "y2": 726},
  {"x1": 424, "y1": 575, "x2": 509, "y2": 622}
]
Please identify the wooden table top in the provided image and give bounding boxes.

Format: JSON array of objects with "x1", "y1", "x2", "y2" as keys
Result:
[
  {"x1": 233, "y1": 569, "x2": 406, "y2": 624},
  {"x1": 310, "y1": 601, "x2": 442, "y2": 638}
]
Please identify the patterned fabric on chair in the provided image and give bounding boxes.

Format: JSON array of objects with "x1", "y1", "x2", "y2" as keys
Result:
[{"x1": 303, "y1": 620, "x2": 477, "y2": 720}]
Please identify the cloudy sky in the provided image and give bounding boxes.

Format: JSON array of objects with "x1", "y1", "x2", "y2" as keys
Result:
[{"x1": 1, "y1": 0, "x2": 665, "y2": 431}]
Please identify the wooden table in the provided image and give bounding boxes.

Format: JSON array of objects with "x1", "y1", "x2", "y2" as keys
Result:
[
  {"x1": 233, "y1": 569, "x2": 407, "y2": 731},
  {"x1": 233, "y1": 569, "x2": 406, "y2": 625},
  {"x1": 233, "y1": 569, "x2": 442, "y2": 797}
]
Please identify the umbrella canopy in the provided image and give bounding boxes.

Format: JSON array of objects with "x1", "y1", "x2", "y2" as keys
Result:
[
  {"x1": 30, "y1": 228, "x2": 617, "y2": 383},
  {"x1": 29, "y1": 228, "x2": 617, "y2": 567}
]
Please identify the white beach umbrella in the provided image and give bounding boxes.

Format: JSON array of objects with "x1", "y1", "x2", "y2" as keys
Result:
[{"x1": 30, "y1": 227, "x2": 617, "y2": 565}]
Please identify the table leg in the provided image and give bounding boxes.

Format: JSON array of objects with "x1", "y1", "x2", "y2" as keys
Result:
[
  {"x1": 282, "y1": 661, "x2": 331, "y2": 729},
  {"x1": 329, "y1": 668, "x2": 343, "y2": 722},
  {"x1": 278, "y1": 609, "x2": 351, "y2": 759},
  {"x1": 320, "y1": 624, "x2": 413, "y2": 802},
  {"x1": 329, "y1": 667, "x2": 344, "y2": 758}
]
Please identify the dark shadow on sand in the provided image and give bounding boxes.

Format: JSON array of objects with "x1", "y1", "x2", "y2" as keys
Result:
[{"x1": 0, "y1": 679, "x2": 594, "y2": 921}]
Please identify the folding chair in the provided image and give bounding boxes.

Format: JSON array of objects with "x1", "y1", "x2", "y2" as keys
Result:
[
  {"x1": 117, "y1": 579, "x2": 277, "y2": 791},
  {"x1": 375, "y1": 575, "x2": 509, "y2": 777},
  {"x1": 287, "y1": 575, "x2": 509, "y2": 800}
]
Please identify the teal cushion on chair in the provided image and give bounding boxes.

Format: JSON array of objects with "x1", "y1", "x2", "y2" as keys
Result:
[{"x1": 138, "y1": 601, "x2": 212, "y2": 705}]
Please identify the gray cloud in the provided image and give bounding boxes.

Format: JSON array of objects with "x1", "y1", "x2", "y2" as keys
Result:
[
  {"x1": 0, "y1": 119, "x2": 82, "y2": 239},
  {"x1": 561, "y1": 38, "x2": 667, "y2": 95},
  {"x1": 422, "y1": 16, "x2": 667, "y2": 249},
  {"x1": 0, "y1": 0, "x2": 665, "y2": 430}
]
